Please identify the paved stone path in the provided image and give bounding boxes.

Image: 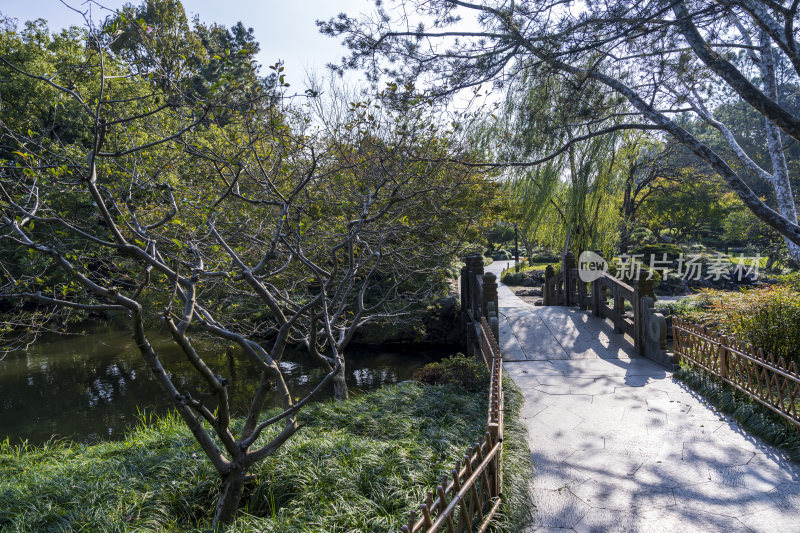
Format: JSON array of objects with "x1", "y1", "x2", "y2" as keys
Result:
[{"x1": 486, "y1": 262, "x2": 800, "y2": 532}]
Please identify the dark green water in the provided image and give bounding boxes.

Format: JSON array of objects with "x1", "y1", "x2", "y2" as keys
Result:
[{"x1": 0, "y1": 327, "x2": 444, "y2": 445}]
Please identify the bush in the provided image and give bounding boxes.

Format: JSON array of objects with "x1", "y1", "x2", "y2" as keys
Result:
[
  {"x1": 671, "y1": 286, "x2": 800, "y2": 364},
  {"x1": 413, "y1": 355, "x2": 490, "y2": 392},
  {"x1": 501, "y1": 271, "x2": 526, "y2": 285},
  {"x1": 528, "y1": 251, "x2": 559, "y2": 263},
  {"x1": 631, "y1": 243, "x2": 683, "y2": 260},
  {"x1": 491, "y1": 248, "x2": 513, "y2": 260},
  {"x1": 774, "y1": 272, "x2": 800, "y2": 291}
]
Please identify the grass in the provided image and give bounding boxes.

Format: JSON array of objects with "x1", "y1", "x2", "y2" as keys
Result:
[
  {"x1": 500, "y1": 262, "x2": 557, "y2": 285},
  {"x1": 674, "y1": 366, "x2": 800, "y2": 461},
  {"x1": 0, "y1": 380, "x2": 533, "y2": 532},
  {"x1": 493, "y1": 377, "x2": 534, "y2": 531}
]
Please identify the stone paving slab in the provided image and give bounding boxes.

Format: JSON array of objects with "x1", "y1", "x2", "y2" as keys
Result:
[{"x1": 483, "y1": 262, "x2": 800, "y2": 532}]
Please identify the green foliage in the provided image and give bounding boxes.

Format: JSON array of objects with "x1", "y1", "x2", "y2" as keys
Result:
[
  {"x1": 501, "y1": 271, "x2": 526, "y2": 285},
  {"x1": 528, "y1": 251, "x2": 560, "y2": 263},
  {"x1": 491, "y1": 248, "x2": 514, "y2": 260},
  {"x1": 674, "y1": 366, "x2": 800, "y2": 461},
  {"x1": 500, "y1": 262, "x2": 554, "y2": 285},
  {"x1": 0, "y1": 381, "x2": 531, "y2": 532},
  {"x1": 775, "y1": 272, "x2": 800, "y2": 291},
  {"x1": 637, "y1": 172, "x2": 736, "y2": 245},
  {"x1": 476, "y1": 68, "x2": 626, "y2": 259},
  {"x1": 413, "y1": 355, "x2": 490, "y2": 392},
  {"x1": 669, "y1": 286, "x2": 800, "y2": 364},
  {"x1": 487, "y1": 222, "x2": 515, "y2": 245},
  {"x1": 630, "y1": 243, "x2": 683, "y2": 260}
]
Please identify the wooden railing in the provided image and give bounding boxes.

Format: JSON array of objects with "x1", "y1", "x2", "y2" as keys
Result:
[
  {"x1": 673, "y1": 318, "x2": 800, "y2": 429},
  {"x1": 400, "y1": 255, "x2": 505, "y2": 532},
  {"x1": 402, "y1": 317, "x2": 504, "y2": 533},
  {"x1": 542, "y1": 251, "x2": 672, "y2": 366}
]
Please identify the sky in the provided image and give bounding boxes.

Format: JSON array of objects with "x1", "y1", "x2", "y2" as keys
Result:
[{"x1": 0, "y1": 0, "x2": 374, "y2": 86}]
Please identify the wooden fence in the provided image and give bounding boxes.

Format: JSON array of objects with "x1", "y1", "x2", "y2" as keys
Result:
[
  {"x1": 673, "y1": 317, "x2": 800, "y2": 429},
  {"x1": 398, "y1": 255, "x2": 505, "y2": 533}
]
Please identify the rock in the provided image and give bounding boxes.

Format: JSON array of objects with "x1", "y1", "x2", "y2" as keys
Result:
[{"x1": 521, "y1": 277, "x2": 536, "y2": 287}]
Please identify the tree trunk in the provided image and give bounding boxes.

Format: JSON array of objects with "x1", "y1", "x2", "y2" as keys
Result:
[
  {"x1": 332, "y1": 359, "x2": 348, "y2": 401},
  {"x1": 759, "y1": 32, "x2": 800, "y2": 262},
  {"x1": 212, "y1": 466, "x2": 247, "y2": 530},
  {"x1": 766, "y1": 254, "x2": 776, "y2": 272}
]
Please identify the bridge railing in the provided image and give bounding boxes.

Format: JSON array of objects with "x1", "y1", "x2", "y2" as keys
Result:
[
  {"x1": 543, "y1": 251, "x2": 672, "y2": 366},
  {"x1": 673, "y1": 318, "x2": 800, "y2": 429}
]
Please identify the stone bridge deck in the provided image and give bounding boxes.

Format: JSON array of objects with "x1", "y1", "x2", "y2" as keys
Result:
[{"x1": 486, "y1": 262, "x2": 800, "y2": 532}]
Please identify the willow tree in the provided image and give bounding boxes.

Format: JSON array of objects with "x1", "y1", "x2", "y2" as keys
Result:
[
  {"x1": 476, "y1": 68, "x2": 626, "y2": 257},
  {"x1": 321, "y1": 0, "x2": 800, "y2": 259}
]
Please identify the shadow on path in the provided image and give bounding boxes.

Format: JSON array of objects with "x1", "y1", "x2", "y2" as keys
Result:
[{"x1": 484, "y1": 261, "x2": 800, "y2": 532}]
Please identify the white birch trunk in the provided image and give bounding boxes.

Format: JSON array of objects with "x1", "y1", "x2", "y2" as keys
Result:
[{"x1": 760, "y1": 32, "x2": 800, "y2": 262}]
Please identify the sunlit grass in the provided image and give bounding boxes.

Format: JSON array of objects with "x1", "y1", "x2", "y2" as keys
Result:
[{"x1": 0, "y1": 380, "x2": 533, "y2": 532}]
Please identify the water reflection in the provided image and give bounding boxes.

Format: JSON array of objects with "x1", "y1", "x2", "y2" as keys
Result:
[{"x1": 0, "y1": 326, "x2": 444, "y2": 444}]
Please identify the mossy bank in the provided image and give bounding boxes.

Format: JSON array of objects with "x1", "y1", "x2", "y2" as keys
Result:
[{"x1": 0, "y1": 380, "x2": 532, "y2": 532}]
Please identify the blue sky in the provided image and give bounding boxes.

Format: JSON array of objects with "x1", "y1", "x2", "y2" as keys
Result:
[{"x1": 0, "y1": 0, "x2": 373, "y2": 84}]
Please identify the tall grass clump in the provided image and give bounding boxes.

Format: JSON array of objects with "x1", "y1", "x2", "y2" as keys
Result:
[
  {"x1": 0, "y1": 379, "x2": 532, "y2": 532},
  {"x1": 674, "y1": 366, "x2": 800, "y2": 461},
  {"x1": 493, "y1": 378, "x2": 535, "y2": 531}
]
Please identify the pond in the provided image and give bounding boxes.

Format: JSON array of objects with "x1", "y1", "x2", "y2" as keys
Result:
[{"x1": 0, "y1": 326, "x2": 447, "y2": 445}]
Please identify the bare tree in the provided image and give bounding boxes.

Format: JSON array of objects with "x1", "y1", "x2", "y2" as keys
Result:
[
  {"x1": 320, "y1": 0, "x2": 800, "y2": 255},
  {"x1": 0, "y1": 13, "x2": 489, "y2": 527}
]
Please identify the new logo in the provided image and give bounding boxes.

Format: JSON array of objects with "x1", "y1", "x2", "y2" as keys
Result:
[{"x1": 578, "y1": 251, "x2": 608, "y2": 282}]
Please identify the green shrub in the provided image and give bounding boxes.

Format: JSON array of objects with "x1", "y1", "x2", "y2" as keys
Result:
[
  {"x1": 775, "y1": 272, "x2": 800, "y2": 291},
  {"x1": 491, "y1": 249, "x2": 513, "y2": 260},
  {"x1": 501, "y1": 271, "x2": 526, "y2": 285},
  {"x1": 631, "y1": 243, "x2": 683, "y2": 260},
  {"x1": 413, "y1": 355, "x2": 490, "y2": 392},
  {"x1": 528, "y1": 251, "x2": 559, "y2": 263},
  {"x1": 671, "y1": 286, "x2": 800, "y2": 364}
]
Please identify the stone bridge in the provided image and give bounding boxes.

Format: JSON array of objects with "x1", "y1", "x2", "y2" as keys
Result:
[{"x1": 482, "y1": 261, "x2": 800, "y2": 532}]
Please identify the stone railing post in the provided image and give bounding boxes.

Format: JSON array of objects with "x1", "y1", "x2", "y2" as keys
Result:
[
  {"x1": 562, "y1": 251, "x2": 576, "y2": 306},
  {"x1": 590, "y1": 251, "x2": 603, "y2": 317},
  {"x1": 632, "y1": 269, "x2": 654, "y2": 354},
  {"x1": 465, "y1": 254, "x2": 484, "y2": 319},
  {"x1": 482, "y1": 272, "x2": 499, "y2": 340},
  {"x1": 640, "y1": 296, "x2": 674, "y2": 367},
  {"x1": 543, "y1": 265, "x2": 554, "y2": 306}
]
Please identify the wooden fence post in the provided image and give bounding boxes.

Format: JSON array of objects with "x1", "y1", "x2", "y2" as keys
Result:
[{"x1": 719, "y1": 334, "x2": 729, "y2": 380}]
